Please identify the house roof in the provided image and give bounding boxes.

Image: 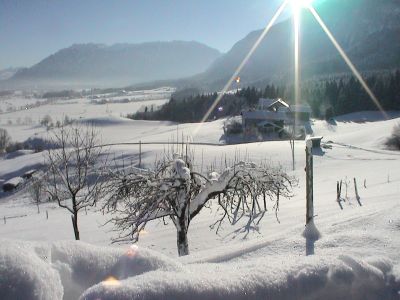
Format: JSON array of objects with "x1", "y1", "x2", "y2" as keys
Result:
[
  {"x1": 269, "y1": 99, "x2": 290, "y2": 109},
  {"x1": 242, "y1": 110, "x2": 288, "y2": 121},
  {"x1": 258, "y1": 98, "x2": 276, "y2": 108}
]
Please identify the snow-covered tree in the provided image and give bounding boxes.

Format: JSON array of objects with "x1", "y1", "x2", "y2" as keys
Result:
[
  {"x1": 43, "y1": 125, "x2": 107, "y2": 240},
  {"x1": 105, "y1": 154, "x2": 295, "y2": 256}
]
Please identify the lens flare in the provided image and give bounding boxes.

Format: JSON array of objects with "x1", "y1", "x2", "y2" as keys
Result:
[
  {"x1": 102, "y1": 276, "x2": 121, "y2": 287},
  {"x1": 125, "y1": 244, "x2": 138, "y2": 258},
  {"x1": 308, "y1": 6, "x2": 387, "y2": 118},
  {"x1": 192, "y1": 0, "x2": 289, "y2": 138}
]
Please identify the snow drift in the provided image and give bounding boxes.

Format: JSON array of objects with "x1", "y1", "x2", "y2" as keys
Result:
[
  {"x1": 1, "y1": 240, "x2": 399, "y2": 300},
  {"x1": 80, "y1": 254, "x2": 399, "y2": 300},
  {"x1": 0, "y1": 240, "x2": 181, "y2": 300}
]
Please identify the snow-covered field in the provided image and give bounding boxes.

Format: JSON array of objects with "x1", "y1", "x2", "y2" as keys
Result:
[{"x1": 0, "y1": 92, "x2": 399, "y2": 299}]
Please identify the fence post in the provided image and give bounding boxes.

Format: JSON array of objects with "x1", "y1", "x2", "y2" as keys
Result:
[
  {"x1": 337, "y1": 181, "x2": 343, "y2": 210},
  {"x1": 354, "y1": 178, "x2": 361, "y2": 206},
  {"x1": 139, "y1": 140, "x2": 142, "y2": 168},
  {"x1": 46, "y1": 210, "x2": 49, "y2": 220},
  {"x1": 3, "y1": 216, "x2": 6, "y2": 224}
]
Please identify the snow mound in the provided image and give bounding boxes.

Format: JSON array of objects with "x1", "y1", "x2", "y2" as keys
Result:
[
  {"x1": 302, "y1": 219, "x2": 321, "y2": 241},
  {"x1": 52, "y1": 241, "x2": 183, "y2": 299},
  {"x1": 1, "y1": 240, "x2": 399, "y2": 300},
  {"x1": 0, "y1": 241, "x2": 63, "y2": 300},
  {"x1": 81, "y1": 255, "x2": 400, "y2": 300},
  {"x1": 0, "y1": 240, "x2": 182, "y2": 300}
]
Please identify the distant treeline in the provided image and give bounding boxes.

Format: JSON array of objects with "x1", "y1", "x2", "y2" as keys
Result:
[{"x1": 129, "y1": 70, "x2": 400, "y2": 123}]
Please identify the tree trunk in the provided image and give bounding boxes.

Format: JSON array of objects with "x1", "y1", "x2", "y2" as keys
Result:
[
  {"x1": 176, "y1": 217, "x2": 189, "y2": 256},
  {"x1": 71, "y1": 211, "x2": 80, "y2": 240}
]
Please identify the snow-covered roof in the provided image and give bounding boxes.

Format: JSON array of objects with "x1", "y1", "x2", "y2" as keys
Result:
[
  {"x1": 4, "y1": 176, "x2": 24, "y2": 186},
  {"x1": 269, "y1": 99, "x2": 290, "y2": 109}
]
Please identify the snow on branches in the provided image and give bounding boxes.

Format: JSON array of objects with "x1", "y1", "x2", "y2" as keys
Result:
[{"x1": 105, "y1": 153, "x2": 296, "y2": 256}]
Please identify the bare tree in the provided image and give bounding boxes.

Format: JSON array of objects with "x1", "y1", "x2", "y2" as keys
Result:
[
  {"x1": 43, "y1": 125, "x2": 107, "y2": 240},
  {"x1": 0, "y1": 128, "x2": 11, "y2": 153},
  {"x1": 105, "y1": 153, "x2": 295, "y2": 256},
  {"x1": 29, "y1": 177, "x2": 44, "y2": 214}
]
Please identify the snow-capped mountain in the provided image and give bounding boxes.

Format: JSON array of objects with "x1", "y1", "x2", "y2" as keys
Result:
[{"x1": 7, "y1": 41, "x2": 221, "y2": 88}]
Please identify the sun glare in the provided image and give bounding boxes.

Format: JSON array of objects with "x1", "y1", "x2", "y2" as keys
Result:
[
  {"x1": 291, "y1": 0, "x2": 313, "y2": 10},
  {"x1": 191, "y1": 0, "x2": 289, "y2": 138},
  {"x1": 308, "y1": 6, "x2": 388, "y2": 118}
]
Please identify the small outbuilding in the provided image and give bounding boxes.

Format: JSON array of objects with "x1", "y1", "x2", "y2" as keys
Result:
[
  {"x1": 22, "y1": 169, "x2": 37, "y2": 179},
  {"x1": 2, "y1": 177, "x2": 24, "y2": 192}
]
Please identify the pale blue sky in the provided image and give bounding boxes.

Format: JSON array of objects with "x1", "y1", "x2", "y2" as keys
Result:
[{"x1": 0, "y1": 0, "x2": 288, "y2": 69}]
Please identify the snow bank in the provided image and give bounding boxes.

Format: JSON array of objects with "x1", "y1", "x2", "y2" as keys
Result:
[
  {"x1": 1, "y1": 241, "x2": 399, "y2": 300},
  {"x1": 0, "y1": 240, "x2": 182, "y2": 300},
  {"x1": 51, "y1": 241, "x2": 182, "y2": 300},
  {"x1": 81, "y1": 255, "x2": 400, "y2": 300},
  {"x1": 0, "y1": 241, "x2": 63, "y2": 300}
]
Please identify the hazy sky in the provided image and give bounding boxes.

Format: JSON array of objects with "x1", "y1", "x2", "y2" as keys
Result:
[{"x1": 0, "y1": 0, "x2": 287, "y2": 69}]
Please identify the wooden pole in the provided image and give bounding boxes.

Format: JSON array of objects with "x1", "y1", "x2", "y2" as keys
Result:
[
  {"x1": 305, "y1": 139, "x2": 314, "y2": 225},
  {"x1": 354, "y1": 178, "x2": 361, "y2": 206},
  {"x1": 305, "y1": 139, "x2": 318, "y2": 256}
]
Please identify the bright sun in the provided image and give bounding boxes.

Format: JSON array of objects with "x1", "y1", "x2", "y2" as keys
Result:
[{"x1": 291, "y1": 0, "x2": 314, "y2": 10}]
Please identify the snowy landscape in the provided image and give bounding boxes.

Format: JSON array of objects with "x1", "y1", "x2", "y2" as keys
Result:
[
  {"x1": 0, "y1": 87, "x2": 400, "y2": 299},
  {"x1": 1, "y1": 0, "x2": 400, "y2": 299}
]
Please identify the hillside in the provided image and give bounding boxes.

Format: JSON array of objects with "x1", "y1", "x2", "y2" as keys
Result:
[
  {"x1": 4, "y1": 41, "x2": 221, "y2": 89},
  {"x1": 0, "y1": 103, "x2": 400, "y2": 299},
  {"x1": 192, "y1": 0, "x2": 400, "y2": 89}
]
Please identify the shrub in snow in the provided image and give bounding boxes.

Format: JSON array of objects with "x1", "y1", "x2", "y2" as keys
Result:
[
  {"x1": 224, "y1": 117, "x2": 243, "y2": 135},
  {"x1": 0, "y1": 128, "x2": 11, "y2": 153},
  {"x1": 105, "y1": 153, "x2": 295, "y2": 256},
  {"x1": 385, "y1": 123, "x2": 400, "y2": 150}
]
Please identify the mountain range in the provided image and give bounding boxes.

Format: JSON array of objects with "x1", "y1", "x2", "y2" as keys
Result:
[
  {"x1": 2, "y1": 0, "x2": 400, "y2": 91},
  {"x1": 2, "y1": 41, "x2": 221, "y2": 89}
]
